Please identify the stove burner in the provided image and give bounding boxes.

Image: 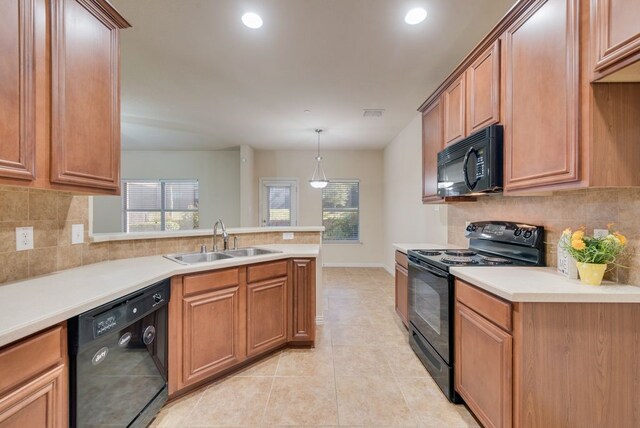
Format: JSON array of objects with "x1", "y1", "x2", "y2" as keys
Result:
[
  {"x1": 416, "y1": 250, "x2": 443, "y2": 256},
  {"x1": 441, "y1": 256, "x2": 479, "y2": 265},
  {"x1": 445, "y1": 250, "x2": 477, "y2": 257}
]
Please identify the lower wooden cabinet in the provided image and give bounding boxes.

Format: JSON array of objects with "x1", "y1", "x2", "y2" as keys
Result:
[
  {"x1": 0, "y1": 325, "x2": 68, "y2": 428},
  {"x1": 394, "y1": 251, "x2": 409, "y2": 327},
  {"x1": 455, "y1": 302, "x2": 512, "y2": 428},
  {"x1": 454, "y1": 278, "x2": 640, "y2": 427},
  {"x1": 247, "y1": 277, "x2": 288, "y2": 357},
  {"x1": 290, "y1": 259, "x2": 316, "y2": 342},
  {"x1": 169, "y1": 258, "x2": 316, "y2": 396}
]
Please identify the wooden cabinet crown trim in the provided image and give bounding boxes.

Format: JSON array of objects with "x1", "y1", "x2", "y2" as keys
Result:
[{"x1": 418, "y1": 0, "x2": 539, "y2": 112}]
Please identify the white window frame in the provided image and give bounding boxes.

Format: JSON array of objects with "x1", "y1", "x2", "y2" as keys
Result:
[
  {"x1": 259, "y1": 178, "x2": 299, "y2": 227},
  {"x1": 122, "y1": 179, "x2": 199, "y2": 232},
  {"x1": 322, "y1": 179, "x2": 361, "y2": 244}
]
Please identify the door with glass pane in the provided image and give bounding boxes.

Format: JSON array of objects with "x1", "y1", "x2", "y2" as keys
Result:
[{"x1": 260, "y1": 179, "x2": 298, "y2": 227}]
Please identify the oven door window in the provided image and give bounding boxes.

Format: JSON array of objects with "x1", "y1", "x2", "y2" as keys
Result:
[
  {"x1": 408, "y1": 261, "x2": 451, "y2": 364},
  {"x1": 76, "y1": 310, "x2": 167, "y2": 427}
]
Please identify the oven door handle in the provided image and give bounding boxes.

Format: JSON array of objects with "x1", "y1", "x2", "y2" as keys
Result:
[
  {"x1": 408, "y1": 259, "x2": 449, "y2": 279},
  {"x1": 462, "y1": 146, "x2": 480, "y2": 191}
]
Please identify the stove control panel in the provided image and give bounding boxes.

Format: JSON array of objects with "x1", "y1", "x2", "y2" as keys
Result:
[{"x1": 465, "y1": 221, "x2": 543, "y2": 247}]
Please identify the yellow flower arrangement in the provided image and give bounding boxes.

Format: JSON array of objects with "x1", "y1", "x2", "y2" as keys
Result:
[{"x1": 560, "y1": 225, "x2": 627, "y2": 264}]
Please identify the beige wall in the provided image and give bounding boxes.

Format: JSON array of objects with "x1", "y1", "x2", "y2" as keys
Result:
[
  {"x1": 382, "y1": 114, "x2": 448, "y2": 273},
  {"x1": 254, "y1": 149, "x2": 384, "y2": 266},
  {"x1": 93, "y1": 150, "x2": 241, "y2": 233},
  {"x1": 239, "y1": 145, "x2": 255, "y2": 227}
]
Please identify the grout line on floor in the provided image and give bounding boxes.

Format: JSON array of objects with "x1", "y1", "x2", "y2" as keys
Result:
[{"x1": 258, "y1": 352, "x2": 280, "y2": 425}]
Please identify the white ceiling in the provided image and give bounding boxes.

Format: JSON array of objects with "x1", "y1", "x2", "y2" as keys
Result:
[{"x1": 112, "y1": 0, "x2": 517, "y2": 151}]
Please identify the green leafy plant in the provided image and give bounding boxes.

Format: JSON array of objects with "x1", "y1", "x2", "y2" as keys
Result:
[{"x1": 560, "y1": 226, "x2": 627, "y2": 264}]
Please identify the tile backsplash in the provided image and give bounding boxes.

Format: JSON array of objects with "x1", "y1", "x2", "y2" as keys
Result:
[
  {"x1": 447, "y1": 188, "x2": 640, "y2": 285},
  {"x1": 0, "y1": 186, "x2": 320, "y2": 285}
]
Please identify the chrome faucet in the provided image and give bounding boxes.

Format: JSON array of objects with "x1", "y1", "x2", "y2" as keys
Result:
[{"x1": 213, "y1": 219, "x2": 229, "y2": 251}]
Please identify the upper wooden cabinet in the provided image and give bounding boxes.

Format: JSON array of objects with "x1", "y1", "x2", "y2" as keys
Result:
[
  {"x1": 418, "y1": 0, "x2": 640, "y2": 194},
  {"x1": 593, "y1": 0, "x2": 640, "y2": 80},
  {"x1": 0, "y1": 0, "x2": 130, "y2": 194},
  {"x1": 421, "y1": 99, "x2": 443, "y2": 203},
  {"x1": 503, "y1": 0, "x2": 580, "y2": 191},
  {"x1": 0, "y1": 0, "x2": 36, "y2": 181},
  {"x1": 442, "y1": 75, "x2": 466, "y2": 146},
  {"x1": 467, "y1": 40, "x2": 501, "y2": 134},
  {"x1": 50, "y1": 0, "x2": 128, "y2": 191}
]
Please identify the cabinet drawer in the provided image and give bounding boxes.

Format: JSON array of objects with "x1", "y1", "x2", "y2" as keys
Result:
[
  {"x1": 184, "y1": 268, "x2": 239, "y2": 296},
  {"x1": 395, "y1": 251, "x2": 408, "y2": 270},
  {"x1": 0, "y1": 325, "x2": 65, "y2": 396},
  {"x1": 455, "y1": 279, "x2": 511, "y2": 332},
  {"x1": 247, "y1": 260, "x2": 288, "y2": 283}
]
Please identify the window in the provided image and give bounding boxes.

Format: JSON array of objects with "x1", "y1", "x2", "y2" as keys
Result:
[
  {"x1": 123, "y1": 180, "x2": 199, "y2": 232},
  {"x1": 260, "y1": 179, "x2": 298, "y2": 227},
  {"x1": 322, "y1": 180, "x2": 359, "y2": 242}
]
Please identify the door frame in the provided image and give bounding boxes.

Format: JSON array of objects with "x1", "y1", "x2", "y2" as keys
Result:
[{"x1": 258, "y1": 177, "x2": 300, "y2": 227}]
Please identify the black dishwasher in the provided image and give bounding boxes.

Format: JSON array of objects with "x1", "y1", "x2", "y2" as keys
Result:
[{"x1": 69, "y1": 279, "x2": 170, "y2": 427}]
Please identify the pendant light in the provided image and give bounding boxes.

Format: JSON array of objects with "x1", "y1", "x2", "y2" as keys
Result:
[{"x1": 309, "y1": 129, "x2": 329, "y2": 189}]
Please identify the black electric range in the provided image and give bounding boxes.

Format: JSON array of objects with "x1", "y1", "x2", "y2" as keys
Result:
[{"x1": 406, "y1": 221, "x2": 545, "y2": 403}]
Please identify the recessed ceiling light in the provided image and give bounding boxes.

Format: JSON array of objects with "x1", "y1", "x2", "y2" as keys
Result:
[
  {"x1": 405, "y1": 8, "x2": 427, "y2": 25},
  {"x1": 304, "y1": 109, "x2": 311, "y2": 113},
  {"x1": 242, "y1": 12, "x2": 263, "y2": 29}
]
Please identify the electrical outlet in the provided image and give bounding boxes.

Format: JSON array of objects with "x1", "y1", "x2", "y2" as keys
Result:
[
  {"x1": 72, "y1": 224, "x2": 84, "y2": 245},
  {"x1": 593, "y1": 229, "x2": 608, "y2": 238},
  {"x1": 16, "y1": 227, "x2": 34, "y2": 251},
  {"x1": 283, "y1": 232, "x2": 294, "y2": 240}
]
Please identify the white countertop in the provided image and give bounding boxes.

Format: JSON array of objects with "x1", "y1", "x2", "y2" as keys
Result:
[
  {"x1": 393, "y1": 243, "x2": 459, "y2": 253},
  {"x1": 91, "y1": 226, "x2": 325, "y2": 243},
  {"x1": 0, "y1": 244, "x2": 320, "y2": 348},
  {"x1": 451, "y1": 266, "x2": 640, "y2": 303}
]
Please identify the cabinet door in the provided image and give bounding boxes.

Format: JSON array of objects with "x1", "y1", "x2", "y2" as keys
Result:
[
  {"x1": 0, "y1": 0, "x2": 36, "y2": 181},
  {"x1": 455, "y1": 302, "x2": 512, "y2": 428},
  {"x1": 290, "y1": 259, "x2": 315, "y2": 343},
  {"x1": 0, "y1": 365, "x2": 67, "y2": 428},
  {"x1": 422, "y1": 99, "x2": 443, "y2": 202},
  {"x1": 182, "y1": 285, "x2": 243, "y2": 386},
  {"x1": 442, "y1": 75, "x2": 466, "y2": 146},
  {"x1": 467, "y1": 40, "x2": 500, "y2": 133},
  {"x1": 593, "y1": 0, "x2": 640, "y2": 75},
  {"x1": 503, "y1": 0, "x2": 580, "y2": 191},
  {"x1": 247, "y1": 277, "x2": 288, "y2": 357},
  {"x1": 50, "y1": 0, "x2": 128, "y2": 192},
  {"x1": 395, "y1": 264, "x2": 408, "y2": 327}
]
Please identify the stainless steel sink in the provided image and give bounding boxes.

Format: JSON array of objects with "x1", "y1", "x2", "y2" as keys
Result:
[
  {"x1": 164, "y1": 247, "x2": 281, "y2": 265},
  {"x1": 164, "y1": 251, "x2": 233, "y2": 265},
  {"x1": 223, "y1": 247, "x2": 281, "y2": 257}
]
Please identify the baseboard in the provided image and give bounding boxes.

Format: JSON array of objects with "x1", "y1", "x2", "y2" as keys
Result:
[
  {"x1": 383, "y1": 264, "x2": 395, "y2": 277},
  {"x1": 322, "y1": 262, "x2": 385, "y2": 268}
]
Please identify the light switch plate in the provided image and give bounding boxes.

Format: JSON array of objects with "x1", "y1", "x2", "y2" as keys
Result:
[
  {"x1": 593, "y1": 229, "x2": 608, "y2": 238},
  {"x1": 16, "y1": 227, "x2": 34, "y2": 251},
  {"x1": 283, "y1": 232, "x2": 294, "y2": 240},
  {"x1": 71, "y1": 224, "x2": 84, "y2": 245}
]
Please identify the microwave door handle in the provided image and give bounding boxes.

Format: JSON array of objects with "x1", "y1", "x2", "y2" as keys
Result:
[
  {"x1": 409, "y1": 260, "x2": 449, "y2": 279},
  {"x1": 462, "y1": 147, "x2": 480, "y2": 191}
]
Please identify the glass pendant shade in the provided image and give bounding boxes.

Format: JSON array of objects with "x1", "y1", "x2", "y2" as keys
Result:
[{"x1": 309, "y1": 129, "x2": 329, "y2": 188}]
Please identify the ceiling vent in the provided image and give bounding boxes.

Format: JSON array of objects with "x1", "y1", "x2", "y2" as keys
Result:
[{"x1": 362, "y1": 109, "x2": 385, "y2": 118}]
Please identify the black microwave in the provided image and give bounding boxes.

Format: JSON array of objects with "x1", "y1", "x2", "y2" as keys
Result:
[{"x1": 437, "y1": 125, "x2": 503, "y2": 197}]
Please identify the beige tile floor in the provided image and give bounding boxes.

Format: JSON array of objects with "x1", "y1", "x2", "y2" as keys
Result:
[{"x1": 151, "y1": 267, "x2": 479, "y2": 427}]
